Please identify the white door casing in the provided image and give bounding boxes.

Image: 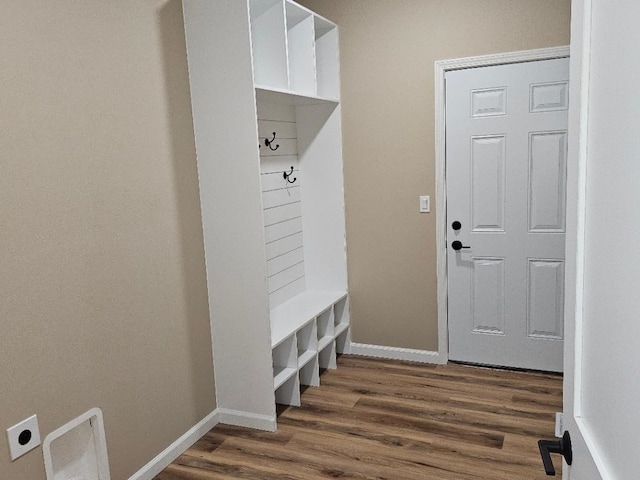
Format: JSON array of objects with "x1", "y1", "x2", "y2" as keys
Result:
[
  {"x1": 445, "y1": 58, "x2": 569, "y2": 371},
  {"x1": 562, "y1": 0, "x2": 640, "y2": 477}
]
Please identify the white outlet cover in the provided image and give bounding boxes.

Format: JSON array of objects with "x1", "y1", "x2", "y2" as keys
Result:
[{"x1": 7, "y1": 414, "x2": 41, "y2": 461}]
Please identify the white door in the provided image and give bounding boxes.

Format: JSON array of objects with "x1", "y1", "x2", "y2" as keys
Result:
[
  {"x1": 446, "y1": 58, "x2": 569, "y2": 372},
  {"x1": 562, "y1": 1, "x2": 640, "y2": 477}
]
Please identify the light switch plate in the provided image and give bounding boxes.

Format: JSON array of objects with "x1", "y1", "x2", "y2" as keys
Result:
[
  {"x1": 555, "y1": 412, "x2": 563, "y2": 438},
  {"x1": 7, "y1": 414, "x2": 41, "y2": 461},
  {"x1": 419, "y1": 195, "x2": 431, "y2": 213}
]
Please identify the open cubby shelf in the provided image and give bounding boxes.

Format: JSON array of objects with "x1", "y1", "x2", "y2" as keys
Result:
[
  {"x1": 318, "y1": 336, "x2": 333, "y2": 350},
  {"x1": 298, "y1": 350, "x2": 317, "y2": 367},
  {"x1": 271, "y1": 291, "x2": 350, "y2": 406},
  {"x1": 250, "y1": 0, "x2": 339, "y2": 101},
  {"x1": 271, "y1": 291, "x2": 345, "y2": 346},
  {"x1": 335, "y1": 322, "x2": 349, "y2": 337},
  {"x1": 273, "y1": 366, "x2": 298, "y2": 389}
]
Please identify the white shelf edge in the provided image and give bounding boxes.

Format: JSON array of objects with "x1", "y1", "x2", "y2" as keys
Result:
[
  {"x1": 298, "y1": 350, "x2": 317, "y2": 368},
  {"x1": 271, "y1": 317, "x2": 314, "y2": 349},
  {"x1": 285, "y1": 0, "x2": 337, "y2": 29},
  {"x1": 273, "y1": 366, "x2": 298, "y2": 389},
  {"x1": 334, "y1": 323, "x2": 349, "y2": 337},
  {"x1": 318, "y1": 336, "x2": 333, "y2": 351},
  {"x1": 255, "y1": 85, "x2": 339, "y2": 105},
  {"x1": 334, "y1": 293, "x2": 348, "y2": 305},
  {"x1": 270, "y1": 290, "x2": 347, "y2": 347}
]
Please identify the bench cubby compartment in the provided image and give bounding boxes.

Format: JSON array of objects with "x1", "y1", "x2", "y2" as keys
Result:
[{"x1": 270, "y1": 292, "x2": 347, "y2": 404}]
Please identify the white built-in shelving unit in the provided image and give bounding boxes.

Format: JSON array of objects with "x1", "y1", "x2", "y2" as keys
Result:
[{"x1": 183, "y1": 0, "x2": 348, "y2": 430}]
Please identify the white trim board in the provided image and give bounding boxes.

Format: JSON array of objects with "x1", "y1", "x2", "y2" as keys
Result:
[
  {"x1": 128, "y1": 407, "x2": 277, "y2": 479},
  {"x1": 433, "y1": 46, "x2": 571, "y2": 364},
  {"x1": 128, "y1": 410, "x2": 220, "y2": 480},
  {"x1": 217, "y1": 408, "x2": 277, "y2": 432},
  {"x1": 349, "y1": 343, "x2": 440, "y2": 364}
]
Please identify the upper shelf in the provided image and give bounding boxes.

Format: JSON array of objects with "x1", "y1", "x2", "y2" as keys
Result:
[
  {"x1": 255, "y1": 85, "x2": 339, "y2": 106},
  {"x1": 249, "y1": 0, "x2": 340, "y2": 102}
]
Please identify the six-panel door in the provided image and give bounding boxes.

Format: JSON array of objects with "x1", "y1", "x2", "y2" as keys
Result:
[{"x1": 446, "y1": 58, "x2": 569, "y2": 372}]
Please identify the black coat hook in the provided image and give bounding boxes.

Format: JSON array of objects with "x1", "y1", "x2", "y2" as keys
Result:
[
  {"x1": 265, "y1": 132, "x2": 279, "y2": 151},
  {"x1": 283, "y1": 166, "x2": 296, "y2": 184}
]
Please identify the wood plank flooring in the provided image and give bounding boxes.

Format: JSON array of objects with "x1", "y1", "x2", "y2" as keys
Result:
[{"x1": 155, "y1": 355, "x2": 562, "y2": 479}]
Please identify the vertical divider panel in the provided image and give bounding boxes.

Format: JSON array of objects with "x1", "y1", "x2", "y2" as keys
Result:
[
  {"x1": 316, "y1": 308, "x2": 334, "y2": 347},
  {"x1": 275, "y1": 375, "x2": 301, "y2": 406},
  {"x1": 297, "y1": 321, "x2": 318, "y2": 359},
  {"x1": 250, "y1": 0, "x2": 289, "y2": 89},
  {"x1": 333, "y1": 296, "x2": 350, "y2": 354},
  {"x1": 298, "y1": 321, "x2": 320, "y2": 386},
  {"x1": 334, "y1": 296, "x2": 349, "y2": 330},
  {"x1": 299, "y1": 357, "x2": 320, "y2": 386},
  {"x1": 285, "y1": 3, "x2": 317, "y2": 95},
  {"x1": 335, "y1": 329, "x2": 350, "y2": 355},
  {"x1": 183, "y1": 0, "x2": 276, "y2": 423},
  {"x1": 319, "y1": 342, "x2": 337, "y2": 370},
  {"x1": 314, "y1": 17, "x2": 339, "y2": 99},
  {"x1": 272, "y1": 335, "x2": 298, "y2": 387}
]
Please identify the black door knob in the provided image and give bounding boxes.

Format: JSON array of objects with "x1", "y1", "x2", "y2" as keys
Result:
[
  {"x1": 452, "y1": 221, "x2": 462, "y2": 230},
  {"x1": 451, "y1": 240, "x2": 471, "y2": 251},
  {"x1": 538, "y1": 431, "x2": 572, "y2": 476}
]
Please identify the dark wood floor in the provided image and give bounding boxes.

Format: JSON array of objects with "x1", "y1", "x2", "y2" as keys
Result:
[{"x1": 155, "y1": 355, "x2": 562, "y2": 479}]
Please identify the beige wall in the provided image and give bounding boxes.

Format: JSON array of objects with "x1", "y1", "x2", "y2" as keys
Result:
[
  {"x1": 299, "y1": 0, "x2": 572, "y2": 351},
  {"x1": 1, "y1": 1, "x2": 215, "y2": 478}
]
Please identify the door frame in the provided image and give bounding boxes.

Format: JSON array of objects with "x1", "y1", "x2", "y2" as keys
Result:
[
  {"x1": 564, "y1": 0, "x2": 616, "y2": 475},
  {"x1": 434, "y1": 46, "x2": 571, "y2": 363}
]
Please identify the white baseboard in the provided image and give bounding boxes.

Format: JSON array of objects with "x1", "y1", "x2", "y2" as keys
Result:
[
  {"x1": 128, "y1": 407, "x2": 276, "y2": 480},
  {"x1": 129, "y1": 409, "x2": 219, "y2": 480},
  {"x1": 349, "y1": 343, "x2": 443, "y2": 364},
  {"x1": 218, "y1": 408, "x2": 277, "y2": 432}
]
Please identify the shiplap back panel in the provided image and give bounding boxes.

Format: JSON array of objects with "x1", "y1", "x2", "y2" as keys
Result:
[{"x1": 258, "y1": 101, "x2": 306, "y2": 309}]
